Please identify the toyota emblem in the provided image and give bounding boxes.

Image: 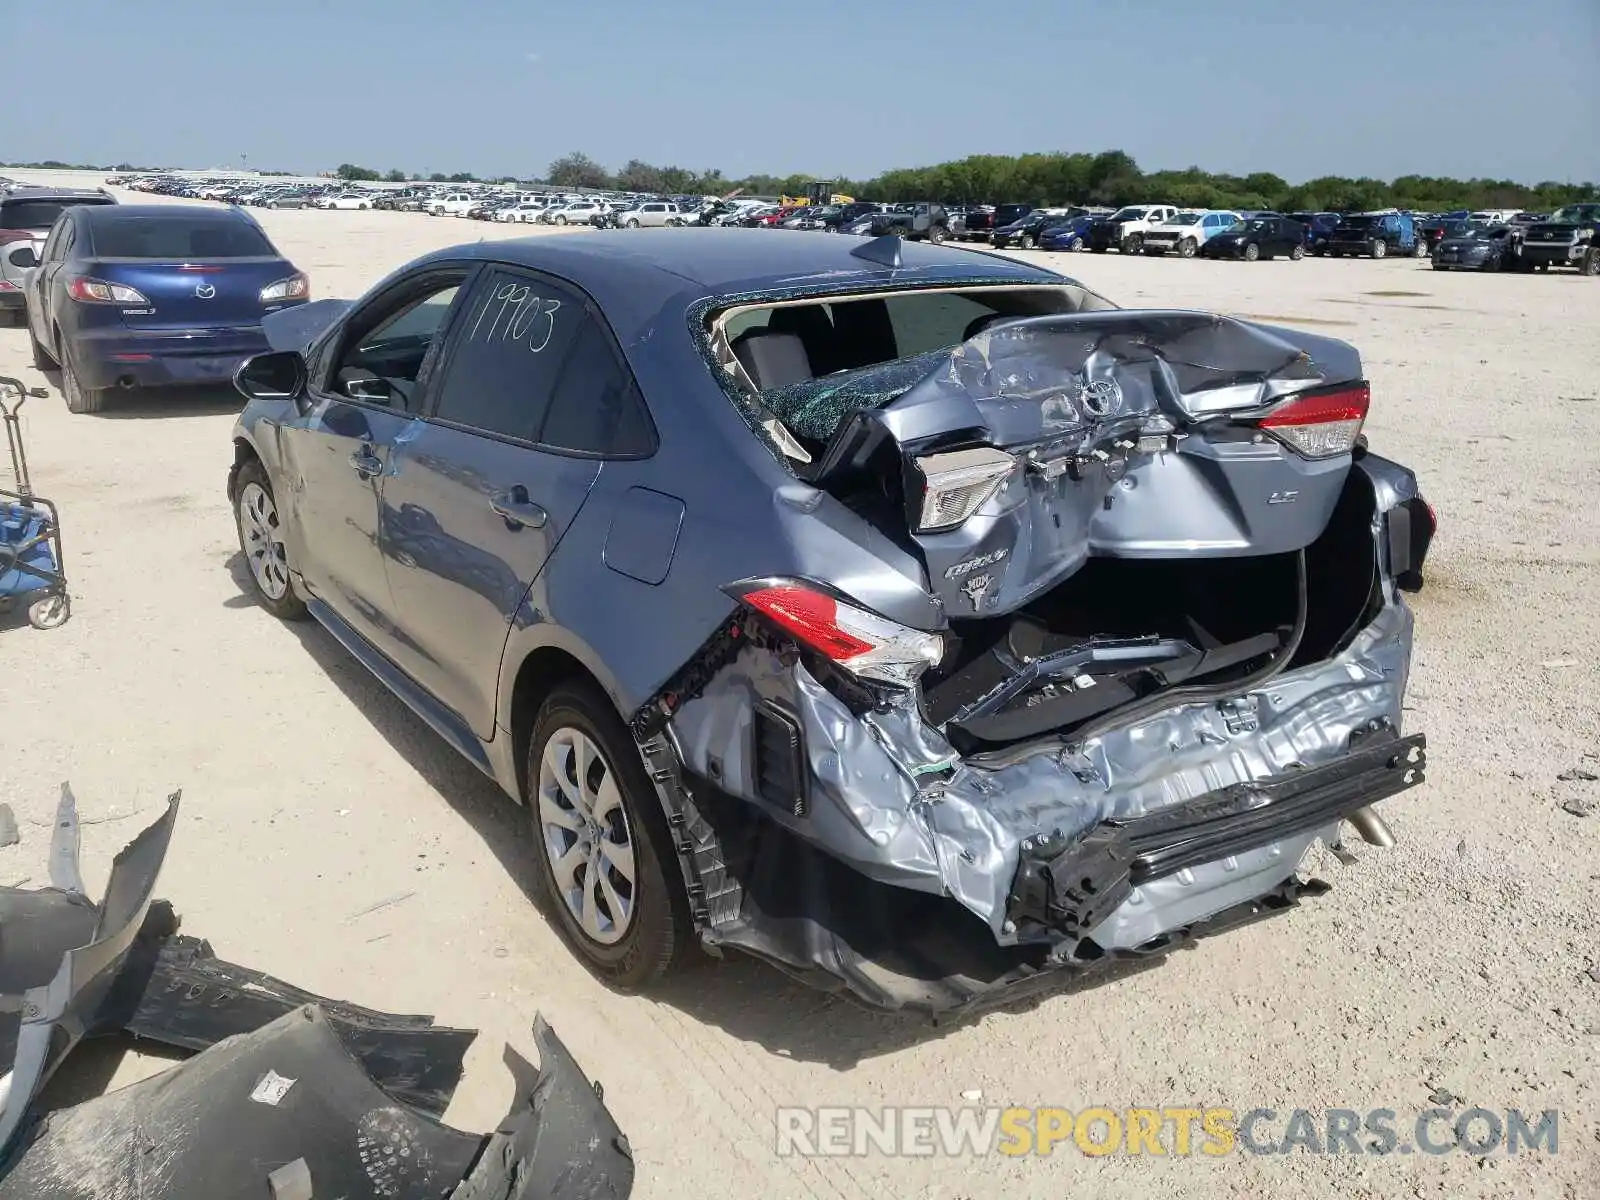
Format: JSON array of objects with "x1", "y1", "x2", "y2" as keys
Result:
[
  {"x1": 1079, "y1": 378, "x2": 1122, "y2": 418},
  {"x1": 195, "y1": 283, "x2": 216, "y2": 299}
]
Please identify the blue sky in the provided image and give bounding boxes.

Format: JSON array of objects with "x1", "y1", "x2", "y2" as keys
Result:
[{"x1": 7, "y1": 0, "x2": 1595, "y2": 184}]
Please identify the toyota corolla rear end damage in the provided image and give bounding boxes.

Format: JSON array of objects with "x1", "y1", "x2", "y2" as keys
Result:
[{"x1": 637, "y1": 269, "x2": 1434, "y2": 1014}]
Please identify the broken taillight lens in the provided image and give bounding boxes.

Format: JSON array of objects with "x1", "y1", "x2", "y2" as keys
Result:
[
  {"x1": 1256, "y1": 383, "x2": 1370, "y2": 459},
  {"x1": 727, "y1": 579, "x2": 945, "y2": 687},
  {"x1": 913, "y1": 446, "x2": 1016, "y2": 533}
]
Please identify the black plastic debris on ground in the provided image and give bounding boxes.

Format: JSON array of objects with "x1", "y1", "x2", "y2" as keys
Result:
[{"x1": 0, "y1": 783, "x2": 635, "y2": 1199}]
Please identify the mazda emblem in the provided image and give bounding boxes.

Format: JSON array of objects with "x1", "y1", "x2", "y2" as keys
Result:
[{"x1": 195, "y1": 283, "x2": 216, "y2": 299}]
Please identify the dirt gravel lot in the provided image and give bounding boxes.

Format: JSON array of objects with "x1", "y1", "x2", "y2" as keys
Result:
[{"x1": 0, "y1": 173, "x2": 1595, "y2": 1199}]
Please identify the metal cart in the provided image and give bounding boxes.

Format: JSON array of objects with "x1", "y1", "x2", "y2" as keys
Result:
[{"x1": 0, "y1": 376, "x2": 70, "y2": 629}]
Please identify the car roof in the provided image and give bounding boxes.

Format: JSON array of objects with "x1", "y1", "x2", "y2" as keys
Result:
[
  {"x1": 79, "y1": 203, "x2": 257, "y2": 227},
  {"x1": 417, "y1": 227, "x2": 1065, "y2": 314},
  {"x1": 2, "y1": 187, "x2": 112, "y2": 202}
]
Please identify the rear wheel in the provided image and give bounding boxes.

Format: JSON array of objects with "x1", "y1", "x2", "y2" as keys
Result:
[
  {"x1": 1369, "y1": 239, "x2": 1387, "y2": 259},
  {"x1": 1290, "y1": 243, "x2": 1305, "y2": 260},
  {"x1": 59, "y1": 341, "x2": 108, "y2": 415},
  {"x1": 527, "y1": 684, "x2": 691, "y2": 989},
  {"x1": 1412, "y1": 239, "x2": 1428, "y2": 258},
  {"x1": 929, "y1": 224, "x2": 946, "y2": 245},
  {"x1": 1581, "y1": 248, "x2": 1600, "y2": 277},
  {"x1": 1243, "y1": 242, "x2": 1260, "y2": 262}
]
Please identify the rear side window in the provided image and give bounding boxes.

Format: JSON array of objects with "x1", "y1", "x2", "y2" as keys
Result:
[
  {"x1": 539, "y1": 321, "x2": 655, "y2": 456},
  {"x1": 1, "y1": 198, "x2": 112, "y2": 230},
  {"x1": 89, "y1": 217, "x2": 275, "y2": 258},
  {"x1": 429, "y1": 269, "x2": 581, "y2": 440}
]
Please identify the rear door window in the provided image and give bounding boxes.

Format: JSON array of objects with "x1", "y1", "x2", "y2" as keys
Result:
[{"x1": 427, "y1": 268, "x2": 583, "y2": 441}]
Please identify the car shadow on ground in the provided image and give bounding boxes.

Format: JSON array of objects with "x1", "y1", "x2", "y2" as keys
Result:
[
  {"x1": 219, "y1": 553, "x2": 1168, "y2": 1068},
  {"x1": 34, "y1": 368, "x2": 242, "y2": 418}
]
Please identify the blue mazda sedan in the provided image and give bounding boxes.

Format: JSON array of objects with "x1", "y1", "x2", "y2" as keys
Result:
[
  {"x1": 24, "y1": 204, "x2": 308, "y2": 413},
  {"x1": 226, "y1": 229, "x2": 1434, "y2": 1013}
]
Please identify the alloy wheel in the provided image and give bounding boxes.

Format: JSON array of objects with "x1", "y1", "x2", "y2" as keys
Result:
[
  {"x1": 239, "y1": 482, "x2": 290, "y2": 600},
  {"x1": 538, "y1": 727, "x2": 637, "y2": 945}
]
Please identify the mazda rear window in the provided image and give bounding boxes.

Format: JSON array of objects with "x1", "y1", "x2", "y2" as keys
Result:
[
  {"x1": 89, "y1": 218, "x2": 275, "y2": 258},
  {"x1": 1, "y1": 198, "x2": 112, "y2": 230}
]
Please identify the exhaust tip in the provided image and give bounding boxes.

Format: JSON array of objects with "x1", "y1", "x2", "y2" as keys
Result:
[
  {"x1": 1347, "y1": 806, "x2": 1395, "y2": 848},
  {"x1": 117, "y1": 375, "x2": 136, "y2": 389}
]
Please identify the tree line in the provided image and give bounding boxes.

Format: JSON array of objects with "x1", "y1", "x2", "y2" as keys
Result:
[
  {"x1": 535, "y1": 149, "x2": 1597, "y2": 213},
  {"x1": 10, "y1": 151, "x2": 1591, "y2": 213}
]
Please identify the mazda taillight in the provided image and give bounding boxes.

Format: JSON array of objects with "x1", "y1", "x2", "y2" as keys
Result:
[
  {"x1": 259, "y1": 272, "x2": 309, "y2": 302},
  {"x1": 912, "y1": 446, "x2": 1016, "y2": 533},
  {"x1": 68, "y1": 276, "x2": 149, "y2": 304},
  {"x1": 727, "y1": 579, "x2": 945, "y2": 687},
  {"x1": 1254, "y1": 383, "x2": 1370, "y2": 459}
]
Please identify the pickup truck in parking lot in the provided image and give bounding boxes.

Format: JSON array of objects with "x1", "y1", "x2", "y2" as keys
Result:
[
  {"x1": 1322, "y1": 211, "x2": 1427, "y2": 259},
  {"x1": 1088, "y1": 204, "x2": 1180, "y2": 254},
  {"x1": 1518, "y1": 203, "x2": 1600, "y2": 274}
]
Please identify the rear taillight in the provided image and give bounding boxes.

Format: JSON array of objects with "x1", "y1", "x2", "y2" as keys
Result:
[
  {"x1": 0, "y1": 229, "x2": 34, "y2": 246},
  {"x1": 259, "y1": 272, "x2": 310, "y2": 303},
  {"x1": 68, "y1": 276, "x2": 150, "y2": 304},
  {"x1": 1255, "y1": 383, "x2": 1370, "y2": 459},
  {"x1": 912, "y1": 446, "x2": 1016, "y2": 533},
  {"x1": 727, "y1": 579, "x2": 945, "y2": 688}
]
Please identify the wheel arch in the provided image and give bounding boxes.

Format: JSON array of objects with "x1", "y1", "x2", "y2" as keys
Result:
[{"x1": 499, "y1": 636, "x2": 623, "y2": 805}]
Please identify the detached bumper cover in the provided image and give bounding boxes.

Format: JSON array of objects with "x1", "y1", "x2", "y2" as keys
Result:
[{"x1": 0, "y1": 787, "x2": 634, "y2": 1197}]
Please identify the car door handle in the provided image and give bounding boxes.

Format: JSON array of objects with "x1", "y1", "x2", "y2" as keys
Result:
[
  {"x1": 489, "y1": 486, "x2": 548, "y2": 530},
  {"x1": 349, "y1": 448, "x2": 383, "y2": 479}
]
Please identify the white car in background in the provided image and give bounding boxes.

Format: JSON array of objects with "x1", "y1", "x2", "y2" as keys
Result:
[
  {"x1": 617, "y1": 201, "x2": 683, "y2": 228},
  {"x1": 1141, "y1": 210, "x2": 1242, "y2": 257},
  {"x1": 542, "y1": 199, "x2": 608, "y2": 225},
  {"x1": 322, "y1": 193, "x2": 374, "y2": 210},
  {"x1": 429, "y1": 192, "x2": 478, "y2": 217},
  {"x1": 497, "y1": 202, "x2": 547, "y2": 223}
]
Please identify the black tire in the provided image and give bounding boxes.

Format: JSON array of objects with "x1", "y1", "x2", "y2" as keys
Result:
[
  {"x1": 29, "y1": 325, "x2": 56, "y2": 369},
  {"x1": 1018, "y1": 232, "x2": 1035, "y2": 250},
  {"x1": 928, "y1": 224, "x2": 946, "y2": 245},
  {"x1": 232, "y1": 458, "x2": 310, "y2": 620},
  {"x1": 1582, "y1": 248, "x2": 1600, "y2": 277},
  {"x1": 1243, "y1": 242, "x2": 1260, "y2": 262},
  {"x1": 1412, "y1": 239, "x2": 1428, "y2": 258},
  {"x1": 59, "y1": 340, "x2": 108, "y2": 415},
  {"x1": 1290, "y1": 244, "x2": 1305, "y2": 260},
  {"x1": 1178, "y1": 238, "x2": 1196, "y2": 258},
  {"x1": 1067, "y1": 235, "x2": 1083, "y2": 251},
  {"x1": 1121, "y1": 234, "x2": 1142, "y2": 254},
  {"x1": 526, "y1": 683, "x2": 691, "y2": 990},
  {"x1": 1369, "y1": 239, "x2": 1387, "y2": 260}
]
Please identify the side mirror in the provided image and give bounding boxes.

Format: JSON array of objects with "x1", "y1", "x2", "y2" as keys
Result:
[
  {"x1": 234, "y1": 350, "x2": 307, "y2": 404},
  {"x1": 11, "y1": 247, "x2": 39, "y2": 269}
]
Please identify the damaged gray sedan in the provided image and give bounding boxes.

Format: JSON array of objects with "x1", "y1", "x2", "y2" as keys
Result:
[{"x1": 228, "y1": 228, "x2": 1435, "y2": 1014}]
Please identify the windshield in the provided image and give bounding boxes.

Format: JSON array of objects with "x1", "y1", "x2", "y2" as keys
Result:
[
  {"x1": 1548, "y1": 204, "x2": 1600, "y2": 224},
  {"x1": 0, "y1": 197, "x2": 114, "y2": 231},
  {"x1": 89, "y1": 217, "x2": 276, "y2": 258},
  {"x1": 1111, "y1": 207, "x2": 1148, "y2": 221},
  {"x1": 1167, "y1": 212, "x2": 1202, "y2": 225}
]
